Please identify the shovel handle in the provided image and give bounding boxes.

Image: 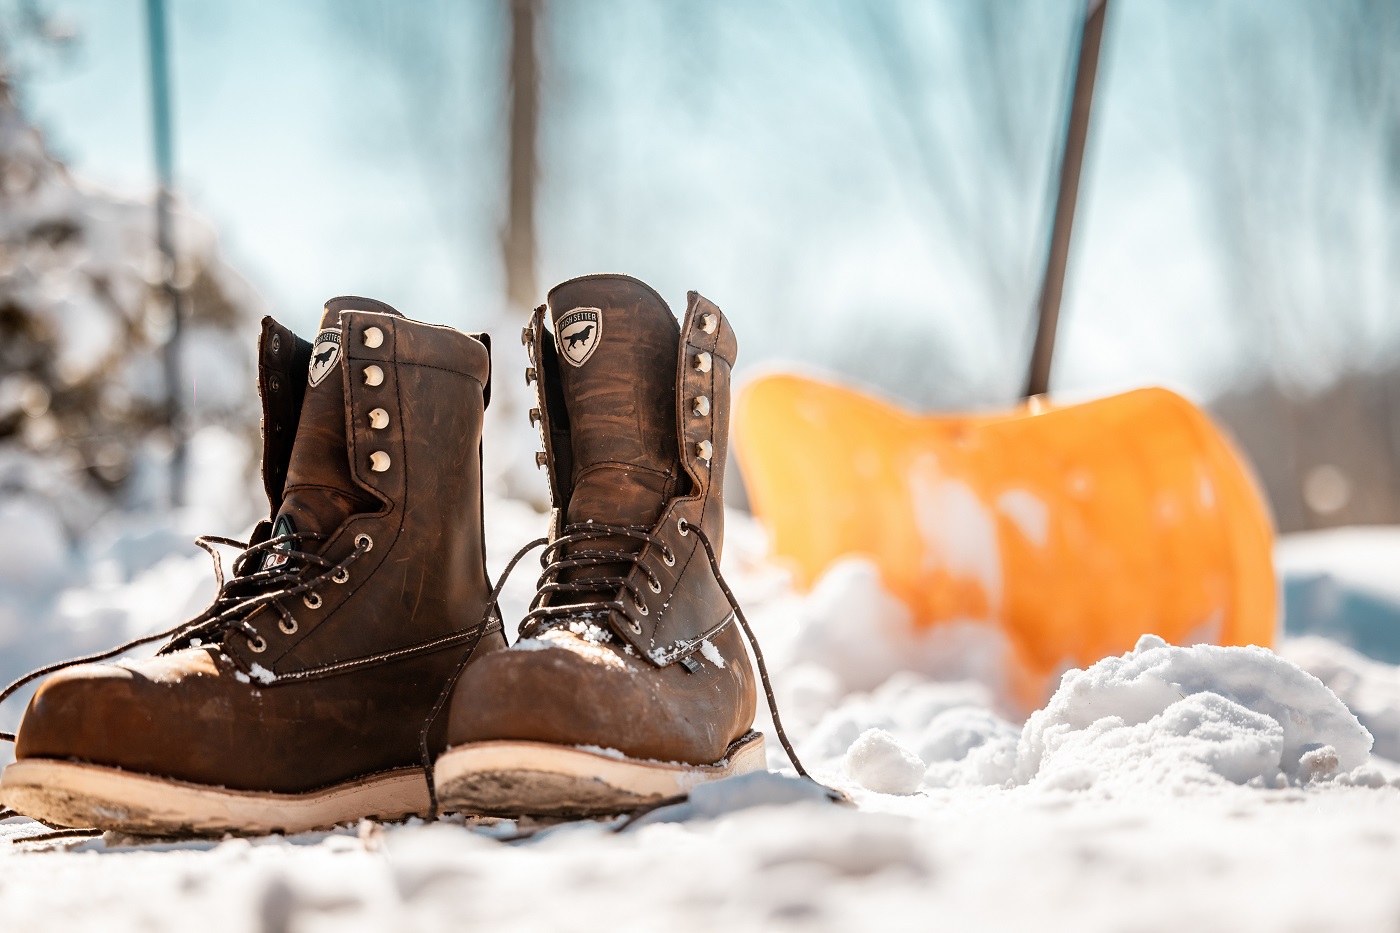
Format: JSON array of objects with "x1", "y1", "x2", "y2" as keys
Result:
[{"x1": 1024, "y1": 0, "x2": 1110, "y2": 399}]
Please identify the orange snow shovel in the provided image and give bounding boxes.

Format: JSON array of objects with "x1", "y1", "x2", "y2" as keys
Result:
[
  {"x1": 732, "y1": 0, "x2": 1275, "y2": 709},
  {"x1": 734, "y1": 376, "x2": 1276, "y2": 709},
  {"x1": 739, "y1": 0, "x2": 1276, "y2": 706}
]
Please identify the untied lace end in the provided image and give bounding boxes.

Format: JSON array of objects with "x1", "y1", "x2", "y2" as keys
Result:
[
  {"x1": 419, "y1": 535, "x2": 551, "y2": 821},
  {"x1": 0, "y1": 530, "x2": 371, "y2": 743},
  {"x1": 10, "y1": 827, "x2": 104, "y2": 846}
]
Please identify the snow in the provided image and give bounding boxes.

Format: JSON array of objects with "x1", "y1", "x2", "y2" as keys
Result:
[
  {"x1": 0, "y1": 495, "x2": 69, "y2": 592},
  {"x1": 698, "y1": 637, "x2": 726, "y2": 669},
  {"x1": 844, "y1": 728, "x2": 925, "y2": 795},
  {"x1": 782, "y1": 559, "x2": 1014, "y2": 700},
  {"x1": 1016, "y1": 633, "x2": 1372, "y2": 790},
  {"x1": 1277, "y1": 526, "x2": 1400, "y2": 606},
  {"x1": 246, "y1": 663, "x2": 277, "y2": 686},
  {"x1": 995, "y1": 488, "x2": 1050, "y2": 547},
  {"x1": 1280, "y1": 637, "x2": 1400, "y2": 761},
  {"x1": 11, "y1": 48, "x2": 1400, "y2": 928},
  {"x1": 1278, "y1": 526, "x2": 1400, "y2": 664},
  {"x1": 7, "y1": 520, "x2": 1400, "y2": 930}
]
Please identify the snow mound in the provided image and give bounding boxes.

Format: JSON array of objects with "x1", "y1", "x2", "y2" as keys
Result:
[
  {"x1": 787, "y1": 559, "x2": 1013, "y2": 699},
  {"x1": 801, "y1": 672, "x2": 1000, "y2": 763},
  {"x1": 845, "y1": 728, "x2": 925, "y2": 795},
  {"x1": 1017, "y1": 634, "x2": 1373, "y2": 791},
  {"x1": 919, "y1": 706, "x2": 1020, "y2": 789},
  {"x1": 1282, "y1": 636, "x2": 1400, "y2": 762}
]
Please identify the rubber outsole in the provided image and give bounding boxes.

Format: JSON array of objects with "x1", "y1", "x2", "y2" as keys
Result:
[
  {"x1": 434, "y1": 730, "x2": 767, "y2": 818},
  {"x1": 0, "y1": 759, "x2": 430, "y2": 837}
]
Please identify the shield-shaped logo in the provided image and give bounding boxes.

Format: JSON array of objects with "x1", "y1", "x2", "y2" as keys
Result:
[
  {"x1": 262, "y1": 515, "x2": 296, "y2": 572},
  {"x1": 556, "y1": 308, "x2": 601, "y2": 367},
  {"x1": 307, "y1": 329, "x2": 342, "y2": 387}
]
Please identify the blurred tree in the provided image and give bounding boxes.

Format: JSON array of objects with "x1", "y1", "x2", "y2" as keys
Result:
[
  {"x1": 0, "y1": 36, "x2": 259, "y2": 542},
  {"x1": 502, "y1": 0, "x2": 540, "y2": 314},
  {"x1": 845, "y1": 0, "x2": 1079, "y2": 402},
  {"x1": 1174, "y1": 1, "x2": 1400, "y2": 390},
  {"x1": 1176, "y1": 1, "x2": 1400, "y2": 531},
  {"x1": 331, "y1": 0, "x2": 507, "y2": 316}
]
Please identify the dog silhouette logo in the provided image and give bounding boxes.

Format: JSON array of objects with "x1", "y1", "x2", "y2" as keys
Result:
[
  {"x1": 564, "y1": 324, "x2": 594, "y2": 351},
  {"x1": 307, "y1": 329, "x2": 342, "y2": 387},
  {"x1": 556, "y1": 308, "x2": 601, "y2": 367}
]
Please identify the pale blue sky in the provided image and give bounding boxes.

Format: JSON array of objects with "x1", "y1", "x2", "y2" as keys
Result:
[{"x1": 9, "y1": 0, "x2": 1393, "y2": 409}]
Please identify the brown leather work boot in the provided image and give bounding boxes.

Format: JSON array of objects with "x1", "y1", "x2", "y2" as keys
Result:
[
  {"x1": 434, "y1": 273, "x2": 765, "y2": 817},
  {"x1": 0, "y1": 298, "x2": 504, "y2": 835}
]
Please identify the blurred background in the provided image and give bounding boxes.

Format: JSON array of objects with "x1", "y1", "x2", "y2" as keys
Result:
[{"x1": 1, "y1": 0, "x2": 1399, "y2": 704}]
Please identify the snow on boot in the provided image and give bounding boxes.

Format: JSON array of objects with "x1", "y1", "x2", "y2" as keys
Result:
[
  {"x1": 433, "y1": 274, "x2": 768, "y2": 817},
  {"x1": 0, "y1": 298, "x2": 504, "y2": 836}
]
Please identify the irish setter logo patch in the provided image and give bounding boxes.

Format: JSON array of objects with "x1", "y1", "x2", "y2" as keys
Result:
[
  {"x1": 556, "y1": 308, "x2": 601, "y2": 367},
  {"x1": 308, "y1": 329, "x2": 342, "y2": 387}
]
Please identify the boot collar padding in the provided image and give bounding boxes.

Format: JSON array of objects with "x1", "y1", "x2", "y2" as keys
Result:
[{"x1": 258, "y1": 316, "x2": 314, "y2": 515}]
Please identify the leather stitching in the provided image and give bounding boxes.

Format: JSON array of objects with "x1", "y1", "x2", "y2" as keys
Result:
[{"x1": 649, "y1": 535, "x2": 699, "y2": 637}]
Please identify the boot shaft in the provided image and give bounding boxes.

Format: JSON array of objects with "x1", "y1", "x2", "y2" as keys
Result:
[
  {"x1": 228, "y1": 302, "x2": 496, "y2": 673},
  {"x1": 524, "y1": 274, "x2": 739, "y2": 667},
  {"x1": 545, "y1": 274, "x2": 683, "y2": 531}
]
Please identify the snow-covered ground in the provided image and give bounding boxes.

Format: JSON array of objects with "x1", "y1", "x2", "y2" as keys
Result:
[{"x1": 5, "y1": 475, "x2": 1400, "y2": 932}]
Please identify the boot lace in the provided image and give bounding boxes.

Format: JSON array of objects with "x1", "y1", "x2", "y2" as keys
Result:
[
  {"x1": 0, "y1": 530, "x2": 372, "y2": 743},
  {"x1": 0, "y1": 522, "x2": 837, "y2": 838},
  {"x1": 0, "y1": 529, "x2": 377, "y2": 844},
  {"x1": 417, "y1": 521, "x2": 842, "y2": 819},
  {"x1": 517, "y1": 522, "x2": 674, "y2": 640},
  {"x1": 167, "y1": 531, "x2": 372, "y2": 653}
]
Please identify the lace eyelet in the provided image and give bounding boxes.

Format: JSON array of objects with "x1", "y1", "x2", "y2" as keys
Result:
[
  {"x1": 248, "y1": 635, "x2": 268, "y2": 653},
  {"x1": 279, "y1": 617, "x2": 299, "y2": 635},
  {"x1": 677, "y1": 518, "x2": 690, "y2": 537},
  {"x1": 649, "y1": 577, "x2": 662, "y2": 594},
  {"x1": 631, "y1": 594, "x2": 649, "y2": 616},
  {"x1": 331, "y1": 567, "x2": 350, "y2": 584},
  {"x1": 303, "y1": 592, "x2": 322, "y2": 610},
  {"x1": 662, "y1": 548, "x2": 676, "y2": 567},
  {"x1": 355, "y1": 533, "x2": 374, "y2": 552}
]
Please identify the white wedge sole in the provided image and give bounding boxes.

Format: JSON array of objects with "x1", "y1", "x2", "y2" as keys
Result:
[
  {"x1": 434, "y1": 730, "x2": 767, "y2": 818},
  {"x1": 0, "y1": 759, "x2": 430, "y2": 837}
]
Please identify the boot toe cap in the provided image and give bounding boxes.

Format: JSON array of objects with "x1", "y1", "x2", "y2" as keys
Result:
[
  {"x1": 14, "y1": 649, "x2": 221, "y2": 770},
  {"x1": 445, "y1": 630, "x2": 738, "y2": 764},
  {"x1": 16, "y1": 663, "x2": 148, "y2": 764}
]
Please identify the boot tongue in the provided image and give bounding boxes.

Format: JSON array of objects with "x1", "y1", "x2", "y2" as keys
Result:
[
  {"x1": 548, "y1": 275, "x2": 681, "y2": 531},
  {"x1": 267, "y1": 299, "x2": 396, "y2": 564}
]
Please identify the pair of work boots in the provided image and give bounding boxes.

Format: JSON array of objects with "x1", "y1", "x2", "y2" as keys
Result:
[{"x1": 0, "y1": 273, "x2": 768, "y2": 836}]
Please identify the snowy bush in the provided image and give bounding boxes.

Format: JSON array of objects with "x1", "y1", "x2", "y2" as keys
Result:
[
  {"x1": 0, "y1": 75, "x2": 261, "y2": 553},
  {"x1": 0, "y1": 75, "x2": 261, "y2": 738}
]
